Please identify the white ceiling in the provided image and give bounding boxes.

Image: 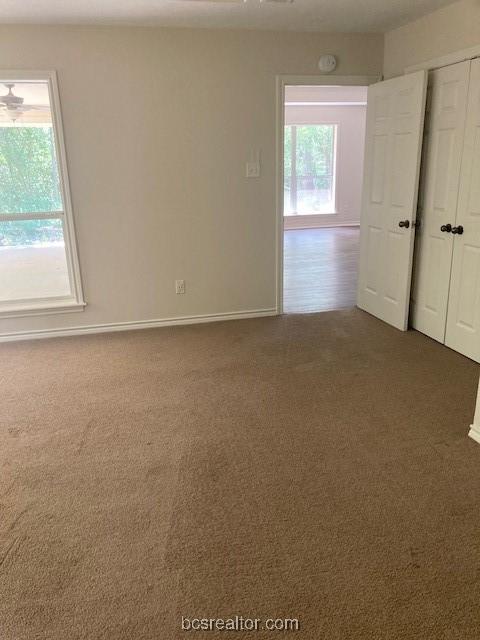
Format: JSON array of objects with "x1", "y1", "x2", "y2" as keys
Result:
[{"x1": 0, "y1": 0, "x2": 457, "y2": 33}]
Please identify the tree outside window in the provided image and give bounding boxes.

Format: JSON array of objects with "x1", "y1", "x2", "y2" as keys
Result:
[{"x1": 284, "y1": 124, "x2": 337, "y2": 215}]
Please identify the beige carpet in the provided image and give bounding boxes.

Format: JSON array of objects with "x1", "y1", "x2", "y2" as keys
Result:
[{"x1": 1, "y1": 309, "x2": 480, "y2": 639}]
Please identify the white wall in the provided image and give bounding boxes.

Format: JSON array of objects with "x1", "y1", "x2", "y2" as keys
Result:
[
  {"x1": 284, "y1": 85, "x2": 366, "y2": 228},
  {"x1": 0, "y1": 26, "x2": 383, "y2": 337},
  {"x1": 384, "y1": 0, "x2": 480, "y2": 78}
]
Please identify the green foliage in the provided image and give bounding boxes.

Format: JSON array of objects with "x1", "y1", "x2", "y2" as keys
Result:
[
  {"x1": 0, "y1": 126, "x2": 62, "y2": 214},
  {"x1": 284, "y1": 124, "x2": 335, "y2": 190},
  {"x1": 0, "y1": 126, "x2": 63, "y2": 245},
  {"x1": 296, "y1": 125, "x2": 334, "y2": 189},
  {"x1": 0, "y1": 219, "x2": 63, "y2": 247}
]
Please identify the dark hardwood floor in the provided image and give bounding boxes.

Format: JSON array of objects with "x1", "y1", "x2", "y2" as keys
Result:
[{"x1": 283, "y1": 226, "x2": 360, "y2": 313}]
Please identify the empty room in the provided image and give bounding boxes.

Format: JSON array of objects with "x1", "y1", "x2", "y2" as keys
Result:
[{"x1": 1, "y1": 1, "x2": 480, "y2": 639}]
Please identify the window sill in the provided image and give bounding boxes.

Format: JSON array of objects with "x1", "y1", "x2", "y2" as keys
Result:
[{"x1": 0, "y1": 300, "x2": 86, "y2": 319}]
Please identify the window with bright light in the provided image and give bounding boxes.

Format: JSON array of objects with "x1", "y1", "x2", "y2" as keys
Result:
[
  {"x1": 0, "y1": 73, "x2": 84, "y2": 316},
  {"x1": 284, "y1": 124, "x2": 337, "y2": 216}
]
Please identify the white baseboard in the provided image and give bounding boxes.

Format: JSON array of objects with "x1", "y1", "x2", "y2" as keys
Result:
[
  {"x1": 468, "y1": 424, "x2": 480, "y2": 445},
  {"x1": 0, "y1": 308, "x2": 277, "y2": 343},
  {"x1": 284, "y1": 218, "x2": 360, "y2": 230}
]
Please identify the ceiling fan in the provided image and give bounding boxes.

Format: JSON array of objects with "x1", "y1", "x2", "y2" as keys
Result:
[{"x1": 0, "y1": 83, "x2": 47, "y2": 122}]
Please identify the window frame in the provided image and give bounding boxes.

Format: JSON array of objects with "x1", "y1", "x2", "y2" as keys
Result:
[
  {"x1": 284, "y1": 122, "x2": 339, "y2": 216},
  {"x1": 0, "y1": 69, "x2": 85, "y2": 318}
]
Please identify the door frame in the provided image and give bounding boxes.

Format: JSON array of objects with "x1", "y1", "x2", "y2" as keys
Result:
[{"x1": 275, "y1": 74, "x2": 380, "y2": 313}]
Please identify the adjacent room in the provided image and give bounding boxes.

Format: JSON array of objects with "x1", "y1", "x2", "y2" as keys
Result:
[
  {"x1": 283, "y1": 84, "x2": 366, "y2": 312},
  {"x1": 1, "y1": 1, "x2": 480, "y2": 639}
]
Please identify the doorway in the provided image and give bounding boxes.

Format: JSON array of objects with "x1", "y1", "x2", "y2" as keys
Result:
[{"x1": 280, "y1": 83, "x2": 368, "y2": 313}]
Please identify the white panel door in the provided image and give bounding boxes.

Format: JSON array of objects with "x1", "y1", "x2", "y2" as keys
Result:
[
  {"x1": 445, "y1": 58, "x2": 480, "y2": 363},
  {"x1": 357, "y1": 71, "x2": 427, "y2": 330},
  {"x1": 411, "y1": 61, "x2": 470, "y2": 342}
]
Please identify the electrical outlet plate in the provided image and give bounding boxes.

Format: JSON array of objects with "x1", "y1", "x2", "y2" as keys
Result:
[{"x1": 175, "y1": 279, "x2": 185, "y2": 294}]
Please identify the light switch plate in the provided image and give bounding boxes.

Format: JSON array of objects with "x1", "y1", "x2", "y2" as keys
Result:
[{"x1": 246, "y1": 161, "x2": 260, "y2": 178}]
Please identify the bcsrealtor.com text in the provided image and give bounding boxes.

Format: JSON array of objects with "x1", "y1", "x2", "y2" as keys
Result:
[{"x1": 181, "y1": 616, "x2": 300, "y2": 632}]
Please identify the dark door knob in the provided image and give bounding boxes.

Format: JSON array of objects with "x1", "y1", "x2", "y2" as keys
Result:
[
  {"x1": 398, "y1": 220, "x2": 410, "y2": 228},
  {"x1": 452, "y1": 225, "x2": 464, "y2": 235},
  {"x1": 441, "y1": 224, "x2": 452, "y2": 232}
]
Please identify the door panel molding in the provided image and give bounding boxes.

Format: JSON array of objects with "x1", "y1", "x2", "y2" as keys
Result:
[
  {"x1": 411, "y1": 61, "x2": 471, "y2": 342},
  {"x1": 445, "y1": 58, "x2": 480, "y2": 363},
  {"x1": 357, "y1": 71, "x2": 427, "y2": 330}
]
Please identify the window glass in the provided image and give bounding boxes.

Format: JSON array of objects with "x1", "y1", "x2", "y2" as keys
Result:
[
  {"x1": 0, "y1": 78, "x2": 77, "y2": 309},
  {"x1": 284, "y1": 124, "x2": 337, "y2": 216},
  {"x1": 0, "y1": 126, "x2": 62, "y2": 214},
  {"x1": 0, "y1": 219, "x2": 70, "y2": 302}
]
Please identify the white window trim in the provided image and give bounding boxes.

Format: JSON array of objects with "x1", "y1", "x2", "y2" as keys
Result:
[{"x1": 0, "y1": 69, "x2": 85, "y2": 318}]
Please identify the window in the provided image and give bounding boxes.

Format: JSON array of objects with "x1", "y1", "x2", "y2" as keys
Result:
[
  {"x1": 284, "y1": 124, "x2": 337, "y2": 216},
  {"x1": 0, "y1": 71, "x2": 84, "y2": 317}
]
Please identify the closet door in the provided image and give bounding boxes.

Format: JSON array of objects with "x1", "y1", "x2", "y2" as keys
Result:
[
  {"x1": 411, "y1": 61, "x2": 470, "y2": 342},
  {"x1": 445, "y1": 58, "x2": 480, "y2": 363},
  {"x1": 357, "y1": 71, "x2": 427, "y2": 330}
]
